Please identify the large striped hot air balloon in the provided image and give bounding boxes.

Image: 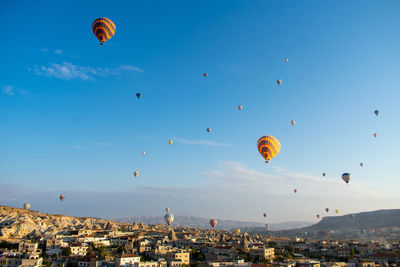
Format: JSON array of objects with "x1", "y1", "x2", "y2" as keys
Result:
[
  {"x1": 92, "y1": 17, "x2": 116, "y2": 45},
  {"x1": 59, "y1": 195, "x2": 65, "y2": 201},
  {"x1": 257, "y1": 136, "x2": 281, "y2": 163}
]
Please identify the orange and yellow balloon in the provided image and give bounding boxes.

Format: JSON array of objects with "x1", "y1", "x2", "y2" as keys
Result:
[
  {"x1": 257, "y1": 135, "x2": 281, "y2": 163},
  {"x1": 92, "y1": 17, "x2": 116, "y2": 45}
]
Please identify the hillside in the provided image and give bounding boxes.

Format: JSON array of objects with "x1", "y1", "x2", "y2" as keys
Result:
[
  {"x1": 0, "y1": 206, "x2": 123, "y2": 239},
  {"x1": 269, "y1": 209, "x2": 400, "y2": 240},
  {"x1": 117, "y1": 215, "x2": 313, "y2": 230}
]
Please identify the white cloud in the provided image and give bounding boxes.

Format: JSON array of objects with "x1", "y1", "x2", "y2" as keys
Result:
[
  {"x1": 53, "y1": 49, "x2": 63, "y2": 55},
  {"x1": 92, "y1": 142, "x2": 113, "y2": 146},
  {"x1": 2, "y1": 85, "x2": 15, "y2": 95},
  {"x1": 1, "y1": 85, "x2": 27, "y2": 96},
  {"x1": 175, "y1": 138, "x2": 232, "y2": 147},
  {"x1": 32, "y1": 62, "x2": 144, "y2": 81},
  {"x1": 70, "y1": 145, "x2": 85, "y2": 150}
]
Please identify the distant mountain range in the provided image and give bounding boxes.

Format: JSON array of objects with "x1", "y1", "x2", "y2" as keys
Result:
[
  {"x1": 257, "y1": 209, "x2": 400, "y2": 240},
  {"x1": 117, "y1": 215, "x2": 313, "y2": 231}
]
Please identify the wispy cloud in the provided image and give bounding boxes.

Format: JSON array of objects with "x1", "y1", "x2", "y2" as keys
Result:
[
  {"x1": 41, "y1": 47, "x2": 63, "y2": 55},
  {"x1": 53, "y1": 49, "x2": 63, "y2": 55},
  {"x1": 2, "y1": 85, "x2": 27, "y2": 96},
  {"x1": 32, "y1": 62, "x2": 144, "y2": 81},
  {"x1": 92, "y1": 142, "x2": 113, "y2": 146},
  {"x1": 175, "y1": 138, "x2": 232, "y2": 147},
  {"x1": 70, "y1": 145, "x2": 85, "y2": 150}
]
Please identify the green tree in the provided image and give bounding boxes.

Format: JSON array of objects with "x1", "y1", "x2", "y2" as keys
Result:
[
  {"x1": 117, "y1": 245, "x2": 126, "y2": 254},
  {"x1": 61, "y1": 247, "x2": 71, "y2": 256}
]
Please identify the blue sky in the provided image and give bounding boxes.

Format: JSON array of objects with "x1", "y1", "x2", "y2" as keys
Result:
[{"x1": 1, "y1": 0, "x2": 400, "y2": 223}]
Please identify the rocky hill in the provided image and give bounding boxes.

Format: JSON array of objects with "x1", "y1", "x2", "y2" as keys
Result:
[
  {"x1": 117, "y1": 215, "x2": 313, "y2": 231},
  {"x1": 0, "y1": 206, "x2": 122, "y2": 239},
  {"x1": 266, "y1": 209, "x2": 400, "y2": 240}
]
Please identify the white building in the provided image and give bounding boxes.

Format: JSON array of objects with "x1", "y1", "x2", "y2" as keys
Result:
[{"x1": 116, "y1": 254, "x2": 141, "y2": 267}]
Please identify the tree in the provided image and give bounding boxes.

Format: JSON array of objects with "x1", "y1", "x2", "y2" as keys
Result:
[
  {"x1": 117, "y1": 245, "x2": 126, "y2": 254},
  {"x1": 61, "y1": 247, "x2": 71, "y2": 256}
]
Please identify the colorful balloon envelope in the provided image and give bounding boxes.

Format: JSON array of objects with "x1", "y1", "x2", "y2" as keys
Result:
[
  {"x1": 164, "y1": 213, "x2": 174, "y2": 225},
  {"x1": 59, "y1": 195, "x2": 65, "y2": 201},
  {"x1": 136, "y1": 93, "x2": 141, "y2": 99},
  {"x1": 142, "y1": 151, "x2": 146, "y2": 156},
  {"x1": 285, "y1": 59, "x2": 289, "y2": 63},
  {"x1": 335, "y1": 209, "x2": 339, "y2": 214},
  {"x1": 257, "y1": 135, "x2": 281, "y2": 163},
  {"x1": 207, "y1": 128, "x2": 211, "y2": 133},
  {"x1": 133, "y1": 171, "x2": 139, "y2": 177},
  {"x1": 277, "y1": 79, "x2": 282, "y2": 85},
  {"x1": 203, "y1": 73, "x2": 207, "y2": 78},
  {"x1": 235, "y1": 228, "x2": 240, "y2": 234},
  {"x1": 325, "y1": 208, "x2": 329, "y2": 213},
  {"x1": 92, "y1": 17, "x2": 116, "y2": 45},
  {"x1": 165, "y1": 208, "x2": 170, "y2": 213},
  {"x1": 294, "y1": 189, "x2": 297, "y2": 193},
  {"x1": 263, "y1": 213, "x2": 267, "y2": 218},
  {"x1": 209, "y1": 219, "x2": 217, "y2": 228},
  {"x1": 374, "y1": 110, "x2": 379, "y2": 116},
  {"x1": 342, "y1": 173, "x2": 351, "y2": 184},
  {"x1": 23, "y1": 203, "x2": 31, "y2": 210},
  {"x1": 290, "y1": 120, "x2": 295, "y2": 126},
  {"x1": 373, "y1": 133, "x2": 377, "y2": 138},
  {"x1": 316, "y1": 214, "x2": 320, "y2": 219},
  {"x1": 169, "y1": 140, "x2": 173, "y2": 145}
]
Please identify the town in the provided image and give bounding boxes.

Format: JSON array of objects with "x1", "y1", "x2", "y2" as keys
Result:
[{"x1": 1, "y1": 219, "x2": 399, "y2": 267}]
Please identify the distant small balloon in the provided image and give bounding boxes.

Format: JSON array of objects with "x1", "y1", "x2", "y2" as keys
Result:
[
  {"x1": 335, "y1": 209, "x2": 339, "y2": 214},
  {"x1": 133, "y1": 171, "x2": 139, "y2": 177},
  {"x1": 374, "y1": 110, "x2": 379, "y2": 116},
  {"x1": 316, "y1": 214, "x2": 320, "y2": 219},
  {"x1": 23, "y1": 203, "x2": 31, "y2": 210},
  {"x1": 342, "y1": 173, "x2": 351, "y2": 184},
  {"x1": 322, "y1": 173, "x2": 326, "y2": 177},
  {"x1": 210, "y1": 219, "x2": 217, "y2": 228},
  {"x1": 165, "y1": 208, "x2": 170, "y2": 213},
  {"x1": 203, "y1": 73, "x2": 207, "y2": 78},
  {"x1": 164, "y1": 213, "x2": 174, "y2": 225},
  {"x1": 235, "y1": 228, "x2": 240, "y2": 234},
  {"x1": 263, "y1": 213, "x2": 267, "y2": 218},
  {"x1": 207, "y1": 128, "x2": 211, "y2": 133},
  {"x1": 373, "y1": 133, "x2": 377, "y2": 138},
  {"x1": 285, "y1": 58, "x2": 289, "y2": 63},
  {"x1": 294, "y1": 189, "x2": 298, "y2": 193},
  {"x1": 290, "y1": 120, "x2": 295, "y2": 126},
  {"x1": 142, "y1": 151, "x2": 146, "y2": 155},
  {"x1": 325, "y1": 208, "x2": 329, "y2": 213},
  {"x1": 136, "y1": 93, "x2": 141, "y2": 99},
  {"x1": 360, "y1": 162, "x2": 363, "y2": 167},
  {"x1": 238, "y1": 105, "x2": 243, "y2": 111},
  {"x1": 169, "y1": 140, "x2": 173, "y2": 145},
  {"x1": 59, "y1": 195, "x2": 65, "y2": 201},
  {"x1": 277, "y1": 79, "x2": 282, "y2": 86}
]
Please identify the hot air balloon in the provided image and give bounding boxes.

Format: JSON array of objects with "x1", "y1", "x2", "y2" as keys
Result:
[
  {"x1": 285, "y1": 59, "x2": 289, "y2": 63},
  {"x1": 257, "y1": 136, "x2": 281, "y2": 163},
  {"x1": 23, "y1": 203, "x2": 31, "y2": 210},
  {"x1": 374, "y1": 110, "x2": 379, "y2": 116},
  {"x1": 207, "y1": 128, "x2": 211, "y2": 133},
  {"x1": 133, "y1": 171, "x2": 139, "y2": 177},
  {"x1": 209, "y1": 219, "x2": 217, "y2": 228},
  {"x1": 92, "y1": 18, "x2": 116, "y2": 45},
  {"x1": 290, "y1": 120, "x2": 295, "y2": 126},
  {"x1": 136, "y1": 93, "x2": 141, "y2": 99},
  {"x1": 164, "y1": 213, "x2": 174, "y2": 225},
  {"x1": 335, "y1": 209, "x2": 339, "y2": 214},
  {"x1": 142, "y1": 151, "x2": 146, "y2": 156},
  {"x1": 373, "y1": 133, "x2": 377, "y2": 138},
  {"x1": 322, "y1": 173, "x2": 326, "y2": 177},
  {"x1": 294, "y1": 189, "x2": 298, "y2": 193},
  {"x1": 235, "y1": 228, "x2": 240, "y2": 234},
  {"x1": 371, "y1": 229, "x2": 375, "y2": 233},
  {"x1": 316, "y1": 214, "x2": 320, "y2": 219},
  {"x1": 277, "y1": 79, "x2": 282, "y2": 86},
  {"x1": 169, "y1": 140, "x2": 173, "y2": 145},
  {"x1": 165, "y1": 208, "x2": 170, "y2": 213},
  {"x1": 263, "y1": 213, "x2": 267, "y2": 218},
  {"x1": 325, "y1": 208, "x2": 329, "y2": 213},
  {"x1": 203, "y1": 73, "x2": 207, "y2": 78},
  {"x1": 59, "y1": 195, "x2": 65, "y2": 201},
  {"x1": 238, "y1": 105, "x2": 243, "y2": 111},
  {"x1": 342, "y1": 173, "x2": 351, "y2": 184},
  {"x1": 360, "y1": 162, "x2": 363, "y2": 167}
]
